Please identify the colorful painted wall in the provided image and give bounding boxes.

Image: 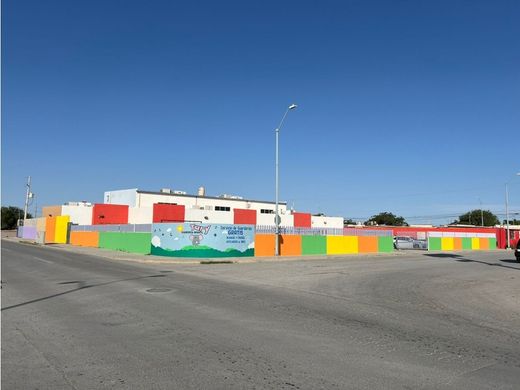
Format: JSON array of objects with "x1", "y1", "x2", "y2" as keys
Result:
[
  {"x1": 151, "y1": 223, "x2": 255, "y2": 258},
  {"x1": 17, "y1": 226, "x2": 37, "y2": 240},
  {"x1": 98, "y1": 232, "x2": 151, "y2": 254},
  {"x1": 70, "y1": 231, "x2": 100, "y2": 247},
  {"x1": 44, "y1": 216, "x2": 70, "y2": 244},
  {"x1": 254, "y1": 233, "x2": 394, "y2": 257},
  {"x1": 427, "y1": 232, "x2": 496, "y2": 251}
]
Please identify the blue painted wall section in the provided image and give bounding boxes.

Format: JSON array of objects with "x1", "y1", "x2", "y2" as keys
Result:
[{"x1": 151, "y1": 223, "x2": 255, "y2": 258}]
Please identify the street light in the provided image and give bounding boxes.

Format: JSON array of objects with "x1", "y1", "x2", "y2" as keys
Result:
[
  {"x1": 275, "y1": 104, "x2": 297, "y2": 256},
  {"x1": 505, "y1": 172, "x2": 520, "y2": 249},
  {"x1": 478, "y1": 198, "x2": 484, "y2": 226}
]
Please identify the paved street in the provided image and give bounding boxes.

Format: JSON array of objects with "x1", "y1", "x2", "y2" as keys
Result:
[{"x1": 2, "y1": 240, "x2": 520, "y2": 389}]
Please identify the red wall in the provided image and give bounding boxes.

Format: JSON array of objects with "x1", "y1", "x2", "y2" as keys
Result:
[
  {"x1": 293, "y1": 212, "x2": 311, "y2": 228},
  {"x1": 234, "y1": 209, "x2": 257, "y2": 225},
  {"x1": 92, "y1": 204, "x2": 129, "y2": 225},
  {"x1": 153, "y1": 203, "x2": 185, "y2": 223}
]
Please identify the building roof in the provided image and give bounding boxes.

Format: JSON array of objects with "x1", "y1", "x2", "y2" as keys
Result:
[{"x1": 135, "y1": 189, "x2": 287, "y2": 206}]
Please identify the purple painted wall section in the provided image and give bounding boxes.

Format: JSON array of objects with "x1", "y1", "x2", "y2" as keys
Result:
[{"x1": 18, "y1": 226, "x2": 37, "y2": 240}]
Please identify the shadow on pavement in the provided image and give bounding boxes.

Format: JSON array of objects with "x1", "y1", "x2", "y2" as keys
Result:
[
  {"x1": 500, "y1": 259, "x2": 520, "y2": 264},
  {"x1": 424, "y1": 253, "x2": 519, "y2": 271},
  {"x1": 1, "y1": 274, "x2": 168, "y2": 312},
  {"x1": 424, "y1": 253, "x2": 464, "y2": 259}
]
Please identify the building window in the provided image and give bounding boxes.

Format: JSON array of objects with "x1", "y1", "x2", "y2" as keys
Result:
[
  {"x1": 215, "y1": 206, "x2": 231, "y2": 212},
  {"x1": 261, "y1": 209, "x2": 274, "y2": 214}
]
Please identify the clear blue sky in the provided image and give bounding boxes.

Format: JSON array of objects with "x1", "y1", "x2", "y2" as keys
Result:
[{"x1": 2, "y1": 0, "x2": 519, "y2": 224}]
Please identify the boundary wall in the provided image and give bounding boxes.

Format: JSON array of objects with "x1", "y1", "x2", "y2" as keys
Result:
[{"x1": 427, "y1": 231, "x2": 496, "y2": 251}]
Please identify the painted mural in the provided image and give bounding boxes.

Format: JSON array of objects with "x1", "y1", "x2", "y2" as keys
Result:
[{"x1": 151, "y1": 223, "x2": 255, "y2": 258}]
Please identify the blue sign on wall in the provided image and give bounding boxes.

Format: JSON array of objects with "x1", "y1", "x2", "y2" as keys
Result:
[{"x1": 151, "y1": 223, "x2": 255, "y2": 258}]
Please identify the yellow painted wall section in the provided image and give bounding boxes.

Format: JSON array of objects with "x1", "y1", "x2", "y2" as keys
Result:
[
  {"x1": 326, "y1": 236, "x2": 345, "y2": 255},
  {"x1": 343, "y1": 236, "x2": 359, "y2": 254},
  {"x1": 54, "y1": 215, "x2": 70, "y2": 244},
  {"x1": 326, "y1": 236, "x2": 359, "y2": 254},
  {"x1": 471, "y1": 237, "x2": 480, "y2": 250},
  {"x1": 441, "y1": 237, "x2": 454, "y2": 251}
]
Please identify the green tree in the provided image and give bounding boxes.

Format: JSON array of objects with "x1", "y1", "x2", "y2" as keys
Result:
[
  {"x1": 364, "y1": 212, "x2": 407, "y2": 226},
  {"x1": 1, "y1": 206, "x2": 32, "y2": 230},
  {"x1": 344, "y1": 218, "x2": 357, "y2": 225},
  {"x1": 454, "y1": 209, "x2": 499, "y2": 226},
  {"x1": 503, "y1": 218, "x2": 520, "y2": 225}
]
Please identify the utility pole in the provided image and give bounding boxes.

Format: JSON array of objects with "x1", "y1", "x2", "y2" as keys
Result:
[{"x1": 23, "y1": 176, "x2": 32, "y2": 224}]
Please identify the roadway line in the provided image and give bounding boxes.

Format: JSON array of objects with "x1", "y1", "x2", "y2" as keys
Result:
[{"x1": 32, "y1": 256, "x2": 54, "y2": 264}]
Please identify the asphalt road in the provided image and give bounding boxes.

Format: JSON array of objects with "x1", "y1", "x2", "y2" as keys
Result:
[{"x1": 2, "y1": 240, "x2": 520, "y2": 389}]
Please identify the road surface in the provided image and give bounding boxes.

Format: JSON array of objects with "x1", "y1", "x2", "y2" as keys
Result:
[{"x1": 2, "y1": 240, "x2": 520, "y2": 389}]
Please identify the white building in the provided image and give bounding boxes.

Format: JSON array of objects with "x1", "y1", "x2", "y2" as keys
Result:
[{"x1": 103, "y1": 187, "x2": 343, "y2": 228}]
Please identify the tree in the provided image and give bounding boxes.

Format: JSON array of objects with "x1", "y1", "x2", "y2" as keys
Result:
[
  {"x1": 503, "y1": 218, "x2": 520, "y2": 225},
  {"x1": 1, "y1": 206, "x2": 32, "y2": 230},
  {"x1": 364, "y1": 212, "x2": 407, "y2": 226},
  {"x1": 454, "y1": 209, "x2": 499, "y2": 226},
  {"x1": 344, "y1": 218, "x2": 357, "y2": 226}
]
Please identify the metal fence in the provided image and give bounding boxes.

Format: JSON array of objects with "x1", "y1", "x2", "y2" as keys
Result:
[
  {"x1": 255, "y1": 225, "x2": 392, "y2": 237},
  {"x1": 70, "y1": 224, "x2": 152, "y2": 233},
  {"x1": 71, "y1": 223, "x2": 393, "y2": 237}
]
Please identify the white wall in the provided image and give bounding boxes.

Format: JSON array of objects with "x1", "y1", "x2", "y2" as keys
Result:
[
  {"x1": 62, "y1": 205, "x2": 93, "y2": 225},
  {"x1": 104, "y1": 189, "x2": 138, "y2": 207},
  {"x1": 136, "y1": 192, "x2": 287, "y2": 214},
  {"x1": 257, "y1": 213, "x2": 294, "y2": 227},
  {"x1": 128, "y1": 207, "x2": 153, "y2": 224},
  {"x1": 184, "y1": 208, "x2": 234, "y2": 225},
  {"x1": 311, "y1": 216, "x2": 344, "y2": 229}
]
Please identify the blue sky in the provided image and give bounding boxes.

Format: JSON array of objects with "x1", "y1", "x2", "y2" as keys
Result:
[{"x1": 2, "y1": 0, "x2": 519, "y2": 224}]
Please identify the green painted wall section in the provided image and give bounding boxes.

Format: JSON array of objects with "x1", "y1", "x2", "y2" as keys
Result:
[
  {"x1": 428, "y1": 237, "x2": 441, "y2": 250},
  {"x1": 98, "y1": 232, "x2": 151, "y2": 254},
  {"x1": 301, "y1": 235, "x2": 327, "y2": 255},
  {"x1": 377, "y1": 236, "x2": 394, "y2": 253},
  {"x1": 488, "y1": 238, "x2": 496, "y2": 249},
  {"x1": 461, "y1": 238, "x2": 472, "y2": 250}
]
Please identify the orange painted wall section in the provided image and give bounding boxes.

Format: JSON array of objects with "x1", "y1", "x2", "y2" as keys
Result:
[
  {"x1": 45, "y1": 217, "x2": 56, "y2": 243},
  {"x1": 254, "y1": 234, "x2": 275, "y2": 256},
  {"x1": 358, "y1": 236, "x2": 378, "y2": 253},
  {"x1": 453, "y1": 237, "x2": 463, "y2": 251},
  {"x1": 280, "y1": 235, "x2": 302, "y2": 256},
  {"x1": 70, "y1": 231, "x2": 99, "y2": 247},
  {"x1": 479, "y1": 238, "x2": 489, "y2": 250}
]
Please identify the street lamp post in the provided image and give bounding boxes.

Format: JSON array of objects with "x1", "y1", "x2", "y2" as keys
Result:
[
  {"x1": 505, "y1": 172, "x2": 520, "y2": 249},
  {"x1": 275, "y1": 104, "x2": 297, "y2": 256},
  {"x1": 478, "y1": 198, "x2": 484, "y2": 226}
]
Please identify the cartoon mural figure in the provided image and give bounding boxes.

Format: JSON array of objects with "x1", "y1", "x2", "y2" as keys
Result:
[{"x1": 189, "y1": 234, "x2": 204, "y2": 246}]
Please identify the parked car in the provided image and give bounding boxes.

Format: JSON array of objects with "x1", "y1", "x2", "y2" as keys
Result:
[
  {"x1": 394, "y1": 236, "x2": 427, "y2": 250},
  {"x1": 413, "y1": 239, "x2": 428, "y2": 249},
  {"x1": 515, "y1": 239, "x2": 520, "y2": 263},
  {"x1": 394, "y1": 236, "x2": 414, "y2": 249}
]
